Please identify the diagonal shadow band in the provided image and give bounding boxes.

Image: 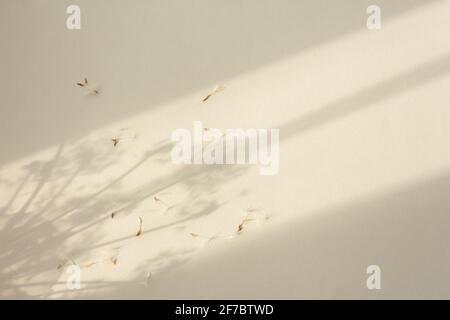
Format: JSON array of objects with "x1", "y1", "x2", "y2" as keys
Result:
[{"x1": 279, "y1": 52, "x2": 450, "y2": 141}]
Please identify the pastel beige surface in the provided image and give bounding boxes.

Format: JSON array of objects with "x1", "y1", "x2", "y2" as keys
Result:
[{"x1": 0, "y1": 0, "x2": 449, "y2": 299}]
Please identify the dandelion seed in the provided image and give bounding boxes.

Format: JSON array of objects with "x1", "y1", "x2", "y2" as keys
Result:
[
  {"x1": 202, "y1": 85, "x2": 225, "y2": 102},
  {"x1": 202, "y1": 94, "x2": 212, "y2": 102},
  {"x1": 236, "y1": 217, "x2": 253, "y2": 234},
  {"x1": 190, "y1": 232, "x2": 236, "y2": 244},
  {"x1": 76, "y1": 77, "x2": 100, "y2": 95},
  {"x1": 189, "y1": 232, "x2": 213, "y2": 240},
  {"x1": 82, "y1": 261, "x2": 98, "y2": 268},
  {"x1": 153, "y1": 196, "x2": 170, "y2": 208},
  {"x1": 189, "y1": 232, "x2": 214, "y2": 247},
  {"x1": 136, "y1": 216, "x2": 143, "y2": 237},
  {"x1": 112, "y1": 138, "x2": 119, "y2": 147},
  {"x1": 56, "y1": 257, "x2": 76, "y2": 270},
  {"x1": 154, "y1": 197, "x2": 170, "y2": 215}
]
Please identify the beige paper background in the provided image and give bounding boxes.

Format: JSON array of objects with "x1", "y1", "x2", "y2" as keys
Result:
[{"x1": 0, "y1": 0, "x2": 449, "y2": 299}]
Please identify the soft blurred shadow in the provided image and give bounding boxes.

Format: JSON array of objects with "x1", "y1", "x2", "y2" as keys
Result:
[
  {"x1": 280, "y1": 53, "x2": 450, "y2": 140},
  {"x1": 0, "y1": 136, "x2": 246, "y2": 297},
  {"x1": 91, "y1": 169, "x2": 450, "y2": 299}
]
